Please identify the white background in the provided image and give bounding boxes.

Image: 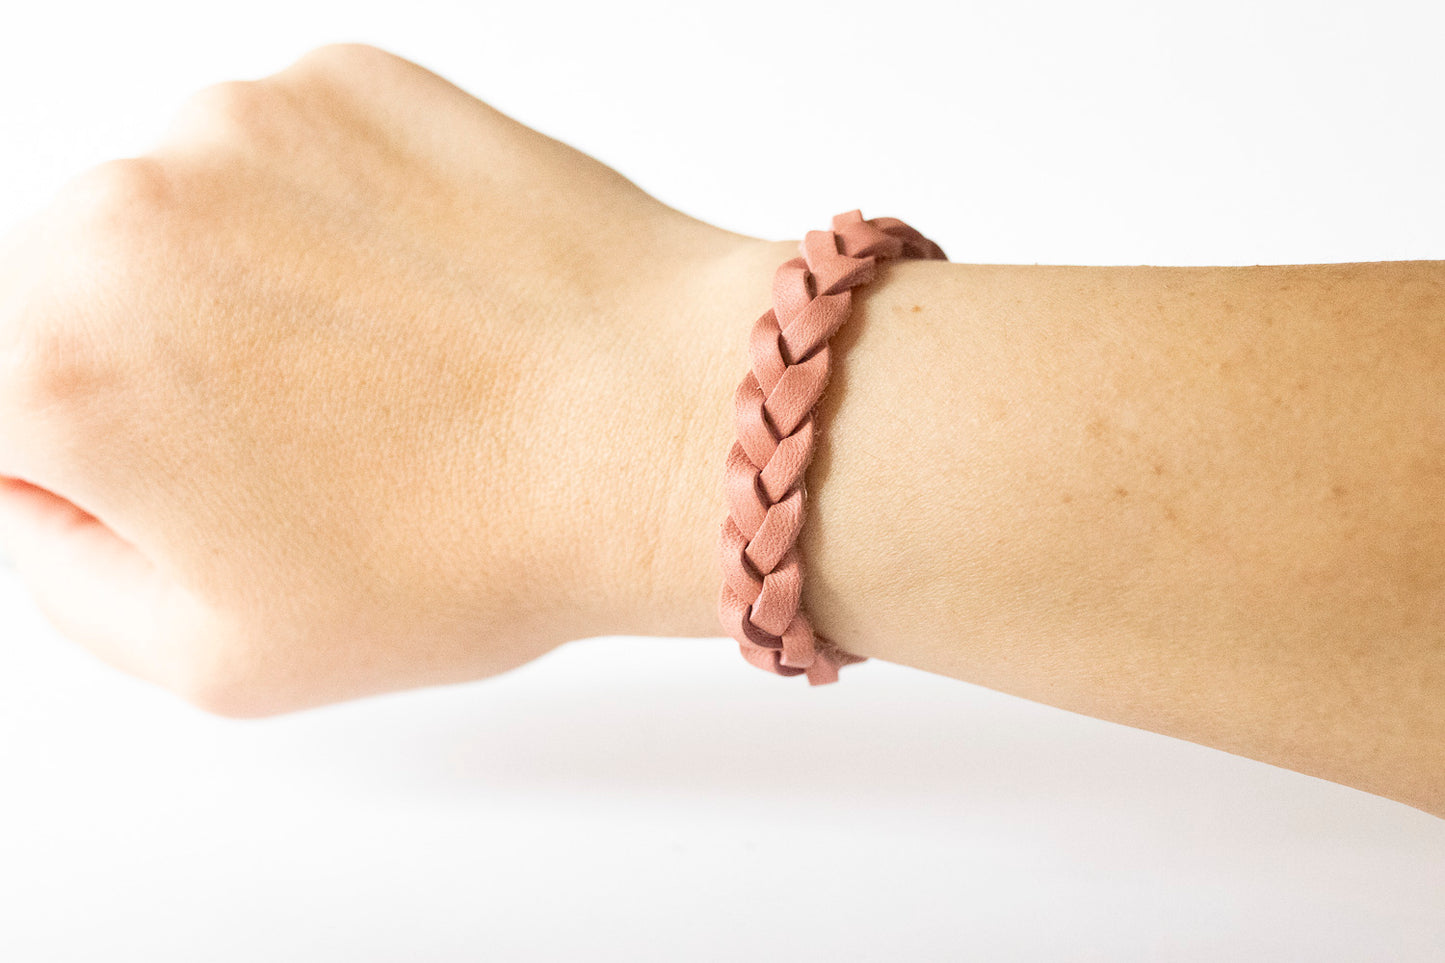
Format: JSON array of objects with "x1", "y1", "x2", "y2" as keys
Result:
[{"x1": 2, "y1": 1, "x2": 1443, "y2": 960}]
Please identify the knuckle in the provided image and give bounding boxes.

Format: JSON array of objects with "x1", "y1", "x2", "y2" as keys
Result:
[
  {"x1": 1, "y1": 317, "x2": 109, "y2": 418},
  {"x1": 7, "y1": 160, "x2": 175, "y2": 418},
  {"x1": 186, "y1": 78, "x2": 276, "y2": 122},
  {"x1": 283, "y1": 42, "x2": 403, "y2": 80},
  {"x1": 273, "y1": 43, "x2": 438, "y2": 105},
  {"x1": 53, "y1": 156, "x2": 173, "y2": 230},
  {"x1": 166, "y1": 78, "x2": 297, "y2": 151},
  {"x1": 47, "y1": 157, "x2": 178, "y2": 281}
]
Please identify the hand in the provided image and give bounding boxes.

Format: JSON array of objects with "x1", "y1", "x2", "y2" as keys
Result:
[{"x1": 0, "y1": 43, "x2": 776, "y2": 716}]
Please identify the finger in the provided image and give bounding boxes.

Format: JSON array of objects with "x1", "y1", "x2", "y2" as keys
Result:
[
  {"x1": 0, "y1": 475, "x2": 189, "y2": 693},
  {"x1": 0, "y1": 167, "x2": 129, "y2": 488},
  {"x1": 0, "y1": 213, "x2": 53, "y2": 482}
]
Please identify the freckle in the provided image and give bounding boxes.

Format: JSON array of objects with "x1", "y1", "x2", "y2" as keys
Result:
[
  {"x1": 1086, "y1": 418, "x2": 1106, "y2": 438},
  {"x1": 910, "y1": 304, "x2": 922, "y2": 312},
  {"x1": 1331, "y1": 484, "x2": 1347, "y2": 497},
  {"x1": 1152, "y1": 462, "x2": 1164, "y2": 475},
  {"x1": 1114, "y1": 486, "x2": 1129, "y2": 498},
  {"x1": 1061, "y1": 493, "x2": 1073, "y2": 504},
  {"x1": 1164, "y1": 507, "x2": 1177, "y2": 522}
]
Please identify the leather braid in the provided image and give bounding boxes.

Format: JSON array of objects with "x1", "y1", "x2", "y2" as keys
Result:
[{"x1": 717, "y1": 209, "x2": 947, "y2": 684}]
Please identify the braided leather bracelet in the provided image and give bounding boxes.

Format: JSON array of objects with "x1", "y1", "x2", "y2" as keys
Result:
[{"x1": 717, "y1": 209, "x2": 948, "y2": 685}]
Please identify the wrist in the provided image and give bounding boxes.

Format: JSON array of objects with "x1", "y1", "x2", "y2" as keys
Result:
[
  {"x1": 623, "y1": 235, "x2": 800, "y2": 640},
  {"x1": 636, "y1": 239, "x2": 950, "y2": 661},
  {"x1": 510, "y1": 229, "x2": 797, "y2": 644}
]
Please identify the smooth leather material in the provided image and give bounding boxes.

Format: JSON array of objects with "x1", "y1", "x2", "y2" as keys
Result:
[{"x1": 718, "y1": 210, "x2": 948, "y2": 684}]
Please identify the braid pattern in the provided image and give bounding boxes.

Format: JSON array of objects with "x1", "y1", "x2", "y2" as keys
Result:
[{"x1": 717, "y1": 209, "x2": 947, "y2": 684}]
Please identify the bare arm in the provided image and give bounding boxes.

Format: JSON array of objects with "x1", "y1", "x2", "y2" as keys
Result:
[
  {"x1": 652, "y1": 243, "x2": 1445, "y2": 819},
  {"x1": 0, "y1": 44, "x2": 1436, "y2": 819}
]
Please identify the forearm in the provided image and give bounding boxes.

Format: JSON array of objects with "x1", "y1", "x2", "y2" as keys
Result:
[{"x1": 654, "y1": 241, "x2": 1445, "y2": 818}]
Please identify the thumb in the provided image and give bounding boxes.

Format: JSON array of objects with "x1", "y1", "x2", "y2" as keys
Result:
[{"x1": 0, "y1": 476, "x2": 188, "y2": 692}]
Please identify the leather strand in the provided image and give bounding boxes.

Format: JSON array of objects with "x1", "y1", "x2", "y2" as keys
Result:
[{"x1": 717, "y1": 209, "x2": 947, "y2": 684}]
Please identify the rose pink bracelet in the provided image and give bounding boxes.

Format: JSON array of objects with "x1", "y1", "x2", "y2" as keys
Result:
[{"x1": 717, "y1": 209, "x2": 948, "y2": 685}]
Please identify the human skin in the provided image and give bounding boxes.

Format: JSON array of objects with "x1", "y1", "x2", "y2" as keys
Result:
[{"x1": 0, "y1": 44, "x2": 1440, "y2": 819}]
